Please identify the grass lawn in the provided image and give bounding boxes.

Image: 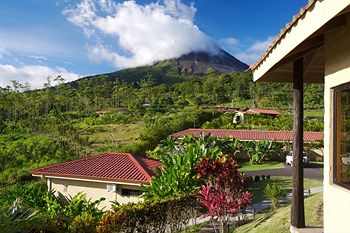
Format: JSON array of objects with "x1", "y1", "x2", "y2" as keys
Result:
[
  {"x1": 304, "y1": 109, "x2": 324, "y2": 117},
  {"x1": 248, "y1": 176, "x2": 323, "y2": 204},
  {"x1": 238, "y1": 160, "x2": 284, "y2": 172},
  {"x1": 79, "y1": 122, "x2": 144, "y2": 153},
  {"x1": 233, "y1": 192, "x2": 323, "y2": 233}
]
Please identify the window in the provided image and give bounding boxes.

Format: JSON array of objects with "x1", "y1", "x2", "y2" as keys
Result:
[
  {"x1": 121, "y1": 189, "x2": 143, "y2": 197},
  {"x1": 334, "y1": 82, "x2": 350, "y2": 189}
]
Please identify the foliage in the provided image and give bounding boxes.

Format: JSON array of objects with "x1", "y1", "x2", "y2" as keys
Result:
[
  {"x1": 46, "y1": 192, "x2": 105, "y2": 223},
  {"x1": 0, "y1": 181, "x2": 48, "y2": 209},
  {"x1": 0, "y1": 133, "x2": 76, "y2": 185},
  {"x1": 143, "y1": 136, "x2": 223, "y2": 200},
  {"x1": 196, "y1": 157, "x2": 252, "y2": 233},
  {"x1": 0, "y1": 185, "x2": 105, "y2": 233},
  {"x1": 0, "y1": 204, "x2": 60, "y2": 233},
  {"x1": 264, "y1": 184, "x2": 282, "y2": 209},
  {"x1": 243, "y1": 140, "x2": 277, "y2": 164},
  {"x1": 97, "y1": 194, "x2": 199, "y2": 233}
]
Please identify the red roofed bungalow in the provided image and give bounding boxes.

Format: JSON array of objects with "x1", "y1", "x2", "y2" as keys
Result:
[
  {"x1": 31, "y1": 153, "x2": 160, "y2": 209},
  {"x1": 244, "y1": 108, "x2": 282, "y2": 116},
  {"x1": 170, "y1": 128, "x2": 323, "y2": 142}
]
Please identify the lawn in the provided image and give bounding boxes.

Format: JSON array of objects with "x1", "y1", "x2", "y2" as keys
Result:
[
  {"x1": 79, "y1": 122, "x2": 144, "y2": 153},
  {"x1": 239, "y1": 160, "x2": 284, "y2": 172},
  {"x1": 233, "y1": 192, "x2": 323, "y2": 233},
  {"x1": 248, "y1": 176, "x2": 323, "y2": 204}
]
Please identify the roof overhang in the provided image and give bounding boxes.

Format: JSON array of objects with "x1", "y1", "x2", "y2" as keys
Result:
[
  {"x1": 252, "y1": 0, "x2": 350, "y2": 83},
  {"x1": 31, "y1": 173, "x2": 148, "y2": 186}
]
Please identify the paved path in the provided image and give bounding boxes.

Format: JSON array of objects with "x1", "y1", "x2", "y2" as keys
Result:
[{"x1": 244, "y1": 163, "x2": 323, "y2": 180}]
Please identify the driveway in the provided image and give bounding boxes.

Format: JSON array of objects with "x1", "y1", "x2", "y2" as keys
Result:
[{"x1": 244, "y1": 163, "x2": 323, "y2": 180}]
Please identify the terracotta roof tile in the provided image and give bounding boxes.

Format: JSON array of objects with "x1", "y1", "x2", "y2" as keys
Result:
[
  {"x1": 170, "y1": 129, "x2": 323, "y2": 142},
  {"x1": 30, "y1": 153, "x2": 161, "y2": 184},
  {"x1": 245, "y1": 108, "x2": 281, "y2": 115}
]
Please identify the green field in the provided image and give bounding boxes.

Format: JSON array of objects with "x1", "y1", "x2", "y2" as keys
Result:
[{"x1": 80, "y1": 122, "x2": 144, "y2": 153}]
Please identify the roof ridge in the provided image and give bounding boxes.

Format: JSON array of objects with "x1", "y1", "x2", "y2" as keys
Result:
[{"x1": 127, "y1": 154, "x2": 152, "y2": 182}]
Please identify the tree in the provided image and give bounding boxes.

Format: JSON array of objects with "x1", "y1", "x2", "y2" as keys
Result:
[
  {"x1": 196, "y1": 157, "x2": 252, "y2": 233},
  {"x1": 244, "y1": 140, "x2": 275, "y2": 164}
]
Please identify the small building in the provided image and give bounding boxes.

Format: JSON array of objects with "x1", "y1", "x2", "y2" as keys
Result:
[
  {"x1": 170, "y1": 128, "x2": 324, "y2": 160},
  {"x1": 240, "y1": 108, "x2": 282, "y2": 117},
  {"x1": 251, "y1": 0, "x2": 350, "y2": 231},
  {"x1": 170, "y1": 128, "x2": 323, "y2": 142},
  {"x1": 31, "y1": 153, "x2": 160, "y2": 210}
]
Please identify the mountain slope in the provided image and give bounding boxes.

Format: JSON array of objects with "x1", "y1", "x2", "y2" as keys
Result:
[
  {"x1": 176, "y1": 49, "x2": 248, "y2": 74},
  {"x1": 69, "y1": 49, "x2": 248, "y2": 87}
]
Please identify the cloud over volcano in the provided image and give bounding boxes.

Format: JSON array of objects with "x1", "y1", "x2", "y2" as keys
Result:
[{"x1": 64, "y1": 0, "x2": 218, "y2": 69}]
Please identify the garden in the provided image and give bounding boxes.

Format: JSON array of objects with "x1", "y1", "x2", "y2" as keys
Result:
[{"x1": 0, "y1": 136, "x2": 323, "y2": 233}]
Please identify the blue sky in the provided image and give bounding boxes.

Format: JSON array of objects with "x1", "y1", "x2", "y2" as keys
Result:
[{"x1": 0, "y1": 0, "x2": 306, "y2": 89}]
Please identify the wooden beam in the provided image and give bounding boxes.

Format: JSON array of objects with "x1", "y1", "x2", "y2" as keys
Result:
[{"x1": 291, "y1": 57, "x2": 305, "y2": 228}]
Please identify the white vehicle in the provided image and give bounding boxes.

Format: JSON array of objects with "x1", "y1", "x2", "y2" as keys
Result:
[
  {"x1": 286, "y1": 151, "x2": 309, "y2": 166},
  {"x1": 341, "y1": 153, "x2": 350, "y2": 165}
]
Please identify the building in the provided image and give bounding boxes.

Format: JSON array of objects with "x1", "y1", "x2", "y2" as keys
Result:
[
  {"x1": 241, "y1": 108, "x2": 282, "y2": 117},
  {"x1": 251, "y1": 0, "x2": 350, "y2": 232},
  {"x1": 170, "y1": 128, "x2": 324, "y2": 160},
  {"x1": 170, "y1": 128, "x2": 323, "y2": 142},
  {"x1": 31, "y1": 153, "x2": 160, "y2": 210}
]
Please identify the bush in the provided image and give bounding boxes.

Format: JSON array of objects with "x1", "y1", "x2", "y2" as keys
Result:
[
  {"x1": 264, "y1": 184, "x2": 282, "y2": 209},
  {"x1": 254, "y1": 175, "x2": 261, "y2": 182},
  {"x1": 245, "y1": 175, "x2": 253, "y2": 184},
  {"x1": 97, "y1": 194, "x2": 198, "y2": 233}
]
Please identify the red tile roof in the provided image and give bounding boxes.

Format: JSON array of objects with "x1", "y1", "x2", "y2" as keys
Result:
[
  {"x1": 245, "y1": 108, "x2": 281, "y2": 115},
  {"x1": 30, "y1": 153, "x2": 161, "y2": 184},
  {"x1": 170, "y1": 129, "x2": 323, "y2": 142},
  {"x1": 250, "y1": 0, "x2": 318, "y2": 71}
]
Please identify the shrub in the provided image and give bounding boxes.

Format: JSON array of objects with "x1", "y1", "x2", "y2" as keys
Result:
[
  {"x1": 97, "y1": 194, "x2": 198, "y2": 233},
  {"x1": 264, "y1": 184, "x2": 282, "y2": 209},
  {"x1": 254, "y1": 175, "x2": 261, "y2": 182},
  {"x1": 245, "y1": 175, "x2": 253, "y2": 184},
  {"x1": 196, "y1": 157, "x2": 252, "y2": 232}
]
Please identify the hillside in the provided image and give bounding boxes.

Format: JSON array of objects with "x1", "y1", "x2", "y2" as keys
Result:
[{"x1": 68, "y1": 49, "x2": 248, "y2": 87}]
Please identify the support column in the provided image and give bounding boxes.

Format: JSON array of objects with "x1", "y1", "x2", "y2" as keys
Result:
[{"x1": 291, "y1": 57, "x2": 305, "y2": 228}]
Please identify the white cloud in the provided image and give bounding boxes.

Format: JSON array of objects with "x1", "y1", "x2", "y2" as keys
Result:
[
  {"x1": 220, "y1": 37, "x2": 239, "y2": 46},
  {"x1": 0, "y1": 48, "x2": 9, "y2": 58},
  {"x1": 0, "y1": 64, "x2": 81, "y2": 90},
  {"x1": 64, "y1": 0, "x2": 218, "y2": 69},
  {"x1": 234, "y1": 36, "x2": 274, "y2": 65}
]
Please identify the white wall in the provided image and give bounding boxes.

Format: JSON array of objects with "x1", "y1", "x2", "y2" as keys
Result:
[
  {"x1": 323, "y1": 12, "x2": 350, "y2": 233},
  {"x1": 50, "y1": 178, "x2": 143, "y2": 210}
]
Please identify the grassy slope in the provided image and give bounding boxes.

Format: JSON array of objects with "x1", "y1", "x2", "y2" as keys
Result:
[
  {"x1": 234, "y1": 193, "x2": 323, "y2": 233},
  {"x1": 248, "y1": 176, "x2": 322, "y2": 204},
  {"x1": 80, "y1": 122, "x2": 144, "y2": 153}
]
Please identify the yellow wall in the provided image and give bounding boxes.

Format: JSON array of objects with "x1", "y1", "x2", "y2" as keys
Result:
[
  {"x1": 323, "y1": 12, "x2": 350, "y2": 233},
  {"x1": 50, "y1": 178, "x2": 143, "y2": 210}
]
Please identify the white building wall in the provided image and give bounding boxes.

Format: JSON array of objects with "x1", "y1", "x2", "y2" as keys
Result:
[
  {"x1": 50, "y1": 178, "x2": 143, "y2": 210},
  {"x1": 323, "y1": 12, "x2": 350, "y2": 233}
]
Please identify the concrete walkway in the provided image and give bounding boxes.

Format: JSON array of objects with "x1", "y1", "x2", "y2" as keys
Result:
[{"x1": 192, "y1": 186, "x2": 323, "y2": 232}]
